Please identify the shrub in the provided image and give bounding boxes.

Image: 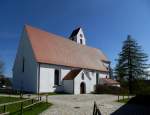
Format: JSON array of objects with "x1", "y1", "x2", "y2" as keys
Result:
[
  {"x1": 94, "y1": 85, "x2": 129, "y2": 95},
  {"x1": 132, "y1": 80, "x2": 150, "y2": 95}
]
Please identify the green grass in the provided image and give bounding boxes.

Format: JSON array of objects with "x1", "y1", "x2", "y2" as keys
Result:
[
  {"x1": 0, "y1": 96, "x2": 24, "y2": 104},
  {"x1": 9, "y1": 102, "x2": 52, "y2": 115},
  {"x1": 0, "y1": 96, "x2": 52, "y2": 114}
]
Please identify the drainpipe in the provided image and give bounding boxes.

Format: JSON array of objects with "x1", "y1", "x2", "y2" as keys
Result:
[
  {"x1": 37, "y1": 63, "x2": 40, "y2": 95},
  {"x1": 73, "y1": 79, "x2": 74, "y2": 94}
]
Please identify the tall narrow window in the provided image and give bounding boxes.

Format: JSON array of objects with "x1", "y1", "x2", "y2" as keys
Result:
[
  {"x1": 54, "y1": 70, "x2": 59, "y2": 85},
  {"x1": 81, "y1": 73, "x2": 84, "y2": 80},
  {"x1": 22, "y1": 58, "x2": 25, "y2": 72},
  {"x1": 80, "y1": 39, "x2": 83, "y2": 44},
  {"x1": 96, "y1": 73, "x2": 99, "y2": 85}
]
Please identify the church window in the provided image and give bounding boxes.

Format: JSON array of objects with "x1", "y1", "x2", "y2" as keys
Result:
[
  {"x1": 80, "y1": 39, "x2": 83, "y2": 44},
  {"x1": 96, "y1": 73, "x2": 99, "y2": 84},
  {"x1": 54, "y1": 69, "x2": 60, "y2": 85},
  {"x1": 80, "y1": 34, "x2": 83, "y2": 38},
  {"x1": 81, "y1": 73, "x2": 84, "y2": 80}
]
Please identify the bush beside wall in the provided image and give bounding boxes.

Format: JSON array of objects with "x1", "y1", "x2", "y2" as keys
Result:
[{"x1": 94, "y1": 85, "x2": 129, "y2": 95}]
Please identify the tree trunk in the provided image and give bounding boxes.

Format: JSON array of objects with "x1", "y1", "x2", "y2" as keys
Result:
[{"x1": 128, "y1": 77, "x2": 132, "y2": 94}]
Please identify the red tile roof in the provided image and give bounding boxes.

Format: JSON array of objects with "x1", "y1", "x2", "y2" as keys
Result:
[
  {"x1": 63, "y1": 69, "x2": 82, "y2": 80},
  {"x1": 25, "y1": 25, "x2": 109, "y2": 72}
]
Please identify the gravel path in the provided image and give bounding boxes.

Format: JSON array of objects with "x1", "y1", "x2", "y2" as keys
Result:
[{"x1": 40, "y1": 94, "x2": 124, "y2": 115}]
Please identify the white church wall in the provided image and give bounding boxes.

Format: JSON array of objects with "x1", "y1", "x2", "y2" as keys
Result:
[
  {"x1": 13, "y1": 30, "x2": 38, "y2": 93},
  {"x1": 88, "y1": 71, "x2": 96, "y2": 92},
  {"x1": 39, "y1": 64, "x2": 71, "y2": 93},
  {"x1": 39, "y1": 64, "x2": 54, "y2": 92},
  {"x1": 61, "y1": 68, "x2": 70, "y2": 83},
  {"x1": 72, "y1": 28, "x2": 86, "y2": 45},
  {"x1": 76, "y1": 29, "x2": 86, "y2": 45},
  {"x1": 98, "y1": 72, "x2": 109, "y2": 84},
  {"x1": 99, "y1": 73, "x2": 109, "y2": 78},
  {"x1": 63, "y1": 80, "x2": 74, "y2": 94},
  {"x1": 74, "y1": 70, "x2": 96, "y2": 94}
]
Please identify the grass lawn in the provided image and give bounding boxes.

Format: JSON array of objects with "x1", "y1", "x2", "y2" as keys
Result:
[
  {"x1": 0, "y1": 96, "x2": 24, "y2": 104},
  {"x1": 9, "y1": 102, "x2": 52, "y2": 115},
  {"x1": 0, "y1": 96, "x2": 52, "y2": 115}
]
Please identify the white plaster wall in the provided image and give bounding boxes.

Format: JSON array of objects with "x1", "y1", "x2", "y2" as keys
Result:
[
  {"x1": 39, "y1": 64, "x2": 71, "y2": 93},
  {"x1": 39, "y1": 64, "x2": 54, "y2": 92},
  {"x1": 98, "y1": 72, "x2": 109, "y2": 84},
  {"x1": 76, "y1": 29, "x2": 86, "y2": 45},
  {"x1": 99, "y1": 73, "x2": 109, "y2": 78},
  {"x1": 73, "y1": 28, "x2": 86, "y2": 45},
  {"x1": 13, "y1": 29, "x2": 38, "y2": 93},
  {"x1": 63, "y1": 80, "x2": 74, "y2": 94},
  {"x1": 74, "y1": 70, "x2": 96, "y2": 94}
]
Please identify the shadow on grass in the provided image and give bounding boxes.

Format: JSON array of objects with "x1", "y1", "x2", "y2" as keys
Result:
[{"x1": 111, "y1": 95, "x2": 150, "y2": 115}]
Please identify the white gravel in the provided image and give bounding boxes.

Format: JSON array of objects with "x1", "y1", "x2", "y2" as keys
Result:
[{"x1": 40, "y1": 94, "x2": 124, "y2": 115}]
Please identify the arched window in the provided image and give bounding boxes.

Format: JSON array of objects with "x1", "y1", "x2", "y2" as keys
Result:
[
  {"x1": 80, "y1": 34, "x2": 83, "y2": 38},
  {"x1": 54, "y1": 70, "x2": 59, "y2": 85}
]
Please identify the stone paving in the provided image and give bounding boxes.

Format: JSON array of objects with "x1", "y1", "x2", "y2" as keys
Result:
[{"x1": 40, "y1": 94, "x2": 124, "y2": 115}]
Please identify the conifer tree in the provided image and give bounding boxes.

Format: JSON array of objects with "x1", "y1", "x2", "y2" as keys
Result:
[{"x1": 115, "y1": 35, "x2": 149, "y2": 94}]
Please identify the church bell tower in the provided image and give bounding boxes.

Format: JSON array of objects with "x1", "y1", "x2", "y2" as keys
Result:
[{"x1": 69, "y1": 27, "x2": 86, "y2": 45}]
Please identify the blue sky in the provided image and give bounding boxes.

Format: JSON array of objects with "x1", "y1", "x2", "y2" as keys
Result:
[{"x1": 0, "y1": 0, "x2": 150, "y2": 77}]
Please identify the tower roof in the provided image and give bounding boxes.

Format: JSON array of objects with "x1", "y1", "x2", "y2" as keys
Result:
[{"x1": 69, "y1": 27, "x2": 81, "y2": 38}]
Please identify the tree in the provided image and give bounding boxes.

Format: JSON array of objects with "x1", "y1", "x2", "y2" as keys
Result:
[{"x1": 115, "y1": 35, "x2": 150, "y2": 94}]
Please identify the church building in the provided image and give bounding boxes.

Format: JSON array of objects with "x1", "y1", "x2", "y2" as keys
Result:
[{"x1": 13, "y1": 25, "x2": 110, "y2": 94}]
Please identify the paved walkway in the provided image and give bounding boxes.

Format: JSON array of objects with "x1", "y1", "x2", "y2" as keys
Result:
[{"x1": 40, "y1": 94, "x2": 124, "y2": 115}]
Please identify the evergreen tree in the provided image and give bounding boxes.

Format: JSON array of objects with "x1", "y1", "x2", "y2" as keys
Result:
[{"x1": 115, "y1": 35, "x2": 150, "y2": 94}]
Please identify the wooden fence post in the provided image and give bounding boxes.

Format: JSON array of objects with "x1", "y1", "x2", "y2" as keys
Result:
[
  {"x1": 93, "y1": 101, "x2": 101, "y2": 115},
  {"x1": 93, "y1": 101, "x2": 96, "y2": 115},
  {"x1": 46, "y1": 95, "x2": 48, "y2": 103},
  {"x1": 118, "y1": 95, "x2": 119, "y2": 102},
  {"x1": 38, "y1": 93, "x2": 40, "y2": 101},
  {"x1": 32, "y1": 99, "x2": 34, "y2": 104},
  {"x1": 21, "y1": 102, "x2": 23, "y2": 115},
  {"x1": 3, "y1": 105, "x2": 6, "y2": 113},
  {"x1": 97, "y1": 108, "x2": 101, "y2": 115},
  {"x1": 123, "y1": 95, "x2": 124, "y2": 101}
]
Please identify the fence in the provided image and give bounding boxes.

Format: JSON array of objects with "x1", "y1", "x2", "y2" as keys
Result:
[
  {"x1": 117, "y1": 94, "x2": 133, "y2": 102},
  {"x1": 0, "y1": 94, "x2": 48, "y2": 115},
  {"x1": 93, "y1": 101, "x2": 101, "y2": 115}
]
